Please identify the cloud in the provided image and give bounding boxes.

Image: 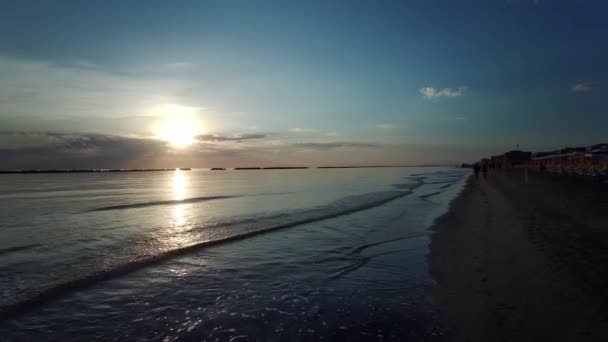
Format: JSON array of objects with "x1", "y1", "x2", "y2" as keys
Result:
[
  {"x1": 289, "y1": 128, "x2": 318, "y2": 133},
  {"x1": 0, "y1": 132, "x2": 166, "y2": 169},
  {"x1": 0, "y1": 131, "x2": 502, "y2": 169},
  {"x1": 290, "y1": 128, "x2": 340, "y2": 137},
  {"x1": 420, "y1": 86, "x2": 468, "y2": 99},
  {"x1": 196, "y1": 133, "x2": 267, "y2": 142},
  {"x1": 0, "y1": 56, "x2": 194, "y2": 135},
  {"x1": 292, "y1": 142, "x2": 379, "y2": 151},
  {"x1": 166, "y1": 62, "x2": 194, "y2": 68},
  {"x1": 376, "y1": 123, "x2": 399, "y2": 130},
  {"x1": 0, "y1": 131, "x2": 283, "y2": 169},
  {"x1": 571, "y1": 81, "x2": 606, "y2": 92}
]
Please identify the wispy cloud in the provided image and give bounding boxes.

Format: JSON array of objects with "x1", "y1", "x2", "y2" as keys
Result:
[
  {"x1": 196, "y1": 133, "x2": 267, "y2": 142},
  {"x1": 0, "y1": 56, "x2": 194, "y2": 134},
  {"x1": 0, "y1": 131, "x2": 387, "y2": 169},
  {"x1": 420, "y1": 86, "x2": 468, "y2": 99},
  {"x1": 292, "y1": 142, "x2": 379, "y2": 151},
  {"x1": 289, "y1": 128, "x2": 318, "y2": 133},
  {"x1": 0, "y1": 131, "x2": 504, "y2": 169},
  {"x1": 290, "y1": 128, "x2": 340, "y2": 137},
  {"x1": 376, "y1": 123, "x2": 399, "y2": 130},
  {"x1": 166, "y1": 62, "x2": 194, "y2": 68},
  {"x1": 571, "y1": 81, "x2": 606, "y2": 92},
  {"x1": 0, "y1": 132, "x2": 166, "y2": 169}
]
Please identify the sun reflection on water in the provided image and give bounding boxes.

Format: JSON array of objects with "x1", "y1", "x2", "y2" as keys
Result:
[
  {"x1": 172, "y1": 169, "x2": 187, "y2": 227},
  {"x1": 150, "y1": 169, "x2": 211, "y2": 271},
  {"x1": 173, "y1": 205, "x2": 186, "y2": 226},
  {"x1": 173, "y1": 168, "x2": 186, "y2": 201}
]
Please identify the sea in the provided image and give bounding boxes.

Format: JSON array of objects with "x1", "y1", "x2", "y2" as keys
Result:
[{"x1": 0, "y1": 167, "x2": 469, "y2": 341}]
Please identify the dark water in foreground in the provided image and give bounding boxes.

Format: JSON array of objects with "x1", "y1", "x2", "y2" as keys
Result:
[{"x1": 0, "y1": 167, "x2": 468, "y2": 340}]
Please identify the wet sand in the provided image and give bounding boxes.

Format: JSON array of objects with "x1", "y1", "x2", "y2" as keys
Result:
[{"x1": 429, "y1": 169, "x2": 608, "y2": 341}]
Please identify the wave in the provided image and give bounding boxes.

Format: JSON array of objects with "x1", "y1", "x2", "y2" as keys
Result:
[
  {"x1": 425, "y1": 180, "x2": 458, "y2": 185},
  {"x1": 323, "y1": 248, "x2": 416, "y2": 282},
  {"x1": 428, "y1": 170, "x2": 464, "y2": 175},
  {"x1": 419, "y1": 191, "x2": 441, "y2": 200},
  {"x1": 405, "y1": 176, "x2": 427, "y2": 181},
  {"x1": 0, "y1": 244, "x2": 41, "y2": 256},
  {"x1": 319, "y1": 232, "x2": 429, "y2": 281},
  {"x1": 348, "y1": 233, "x2": 429, "y2": 255},
  {"x1": 89, "y1": 195, "x2": 240, "y2": 211},
  {"x1": 1, "y1": 191, "x2": 413, "y2": 319},
  {"x1": 392, "y1": 174, "x2": 427, "y2": 191},
  {"x1": 391, "y1": 183, "x2": 418, "y2": 190}
]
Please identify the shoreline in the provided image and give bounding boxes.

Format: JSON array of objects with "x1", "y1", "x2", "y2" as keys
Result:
[{"x1": 428, "y1": 170, "x2": 608, "y2": 341}]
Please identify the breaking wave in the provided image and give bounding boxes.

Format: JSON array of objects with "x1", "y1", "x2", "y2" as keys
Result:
[
  {"x1": 90, "y1": 196, "x2": 240, "y2": 211},
  {"x1": 0, "y1": 244, "x2": 41, "y2": 256}
]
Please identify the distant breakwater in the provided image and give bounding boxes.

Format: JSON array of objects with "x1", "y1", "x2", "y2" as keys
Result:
[{"x1": 0, "y1": 168, "x2": 191, "y2": 174}]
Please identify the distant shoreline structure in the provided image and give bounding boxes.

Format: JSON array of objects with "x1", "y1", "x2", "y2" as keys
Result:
[
  {"x1": 463, "y1": 142, "x2": 607, "y2": 183},
  {"x1": 317, "y1": 165, "x2": 423, "y2": 169},
  {"x1": 0, "y1": 165, "x2": 459, "y2": 174}
]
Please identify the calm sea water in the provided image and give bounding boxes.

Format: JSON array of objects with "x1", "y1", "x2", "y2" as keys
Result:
[{"x1": 0, "y1": 167, "x2": 468, "y2": 341}]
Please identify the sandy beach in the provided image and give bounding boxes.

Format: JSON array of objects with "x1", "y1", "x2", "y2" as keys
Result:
[{"x1": 429, "y1": 169, "x2": 608, "y2": 341}]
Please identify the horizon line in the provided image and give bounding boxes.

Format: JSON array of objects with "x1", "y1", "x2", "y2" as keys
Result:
[{"x1": 0, "y1": 165, "x2": 460, "y2": 174}]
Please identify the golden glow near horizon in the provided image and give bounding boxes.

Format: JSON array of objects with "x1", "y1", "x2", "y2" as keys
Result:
[{"x1": 153, "y1": 104, "x2": 202, "y2": 148}]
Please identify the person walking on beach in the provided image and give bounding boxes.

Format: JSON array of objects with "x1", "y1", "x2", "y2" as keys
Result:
[
  {"x1": 482, "y1": 162, "x2": 488, "y2": 179},
  {"x1": 474, "y1": 163, "x2": 481, "y2": 179}
]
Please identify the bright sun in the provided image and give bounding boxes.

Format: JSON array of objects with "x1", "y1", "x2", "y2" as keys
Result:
[
  {"x1": 152, "y1": 104, "x2": 202, "y2": 148},
  {"x1": 158, "y1": 120, "x2": 198, "y2": 147}
]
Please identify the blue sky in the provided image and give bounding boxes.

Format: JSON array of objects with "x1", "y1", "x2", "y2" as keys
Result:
[{"x1": 0, "y1": 0, "x2": 607, "y2": 168}]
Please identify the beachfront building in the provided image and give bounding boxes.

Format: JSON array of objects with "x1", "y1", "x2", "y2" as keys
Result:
[
  {"x1": 490, "y1": 150, "x2": 532, "y2": 169},
  {"x1": 505, "y1": 150, "x2": 532, "y2": 166},
  {"x1": 490, "y1": 155, "x2": 503, "y2": 169},
  {"x1": 530, "y1": 144, "x2": 608, "y2": 177}
]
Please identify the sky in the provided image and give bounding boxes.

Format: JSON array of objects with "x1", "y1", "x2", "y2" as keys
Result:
[{"x1": 1, "y1": 0, "x2": 607, "y2": 169}]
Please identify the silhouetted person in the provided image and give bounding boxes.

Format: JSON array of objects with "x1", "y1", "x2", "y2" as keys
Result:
[
  {"x1": 474, "y1": 163, "x2": 481, "y2": 179},
  {"x1": 482, "y1": 163, "x2": 488, "y2": 178}
]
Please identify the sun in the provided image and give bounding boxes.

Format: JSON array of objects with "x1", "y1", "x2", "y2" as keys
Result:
[
  {"x1": 158, "y1": 120, "x2": 198, "y2": 147},
  {"x1": 151, "y1": 104, "x2": 203, "y2": 147}
]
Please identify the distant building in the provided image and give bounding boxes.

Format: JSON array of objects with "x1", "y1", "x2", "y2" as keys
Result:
[
  {"x1": 479, "y1": 144, "x2": 606, "y2": 179},
  {"x1": 490, "y1": 155, "x2": 505, "y2": 168},
  {"x1": 532, "y1": 151, "x2": 555, "y2": 158},
  {"x1": 530, "y1": 143, "x2": 608, "y2": 176},
  {"x1": 503, "y1": 150, "x2": 532, "y2": 167},
  {"x1": 560, "y1": 147, "x2": 587, "y2": 154},
  {"x1": 588, "y1": 143, "x2": 608, "y2": 152}
]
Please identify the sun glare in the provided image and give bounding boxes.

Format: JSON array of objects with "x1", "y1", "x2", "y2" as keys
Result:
[
  {"x1": 158, "y1": 120, "x2": 198, "y2": 147},
  {"x1": 152, "y1": 104, "x2": 203, "y2": 148}
]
